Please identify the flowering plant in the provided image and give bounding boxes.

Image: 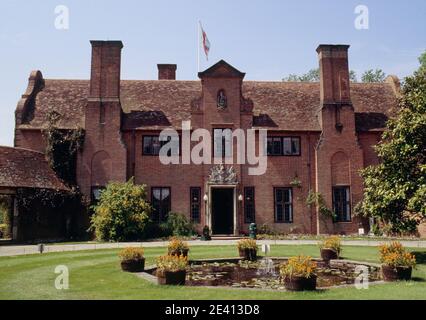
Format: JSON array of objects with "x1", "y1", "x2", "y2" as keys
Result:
[
  {"x1": 156, "y1": 255, "x2": 188, "y2": 272},
  {"x1": 168, "y1": 237, "x2": 189, "y2": 252},
  {"x1": 319, "y1": 236, "x2": 342, "y2": 254},
  {"x1": 237, "y1": 238, "x2": 258, "y2": 250},
  {"x1": 118, "y1": 247, "x2": 144, "y2": 261},
  {"x1": 280, "y1": 255, "x2": 317, "y2": 279},
  {"x1": 379, "y1": 242, "x2": 416, "y2": 268}
]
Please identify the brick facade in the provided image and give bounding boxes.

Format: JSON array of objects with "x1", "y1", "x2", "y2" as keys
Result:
[{"x1": 13, "y1": 41, "x2": 403, "y2": 236}]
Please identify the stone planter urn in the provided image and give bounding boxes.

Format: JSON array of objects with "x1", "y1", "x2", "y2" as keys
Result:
[
  {"x1": 157, "y1": 270, "x2": 187, "y2": 286},
  {"x1": 321, "y1": 249, "x2": 339, "y2": 261},
  {"x1": 382, "y1": 265, "x2": 412, "y2": 282},
  {"x1": 120, "y1": 258, "x2": 145, "y2": 273},
  {"x1": 239, "y1": 248, "x2": 257, "y2": 261},
  {"x1": 283, "y1": 275, "x2": 317, "y2": 291}
]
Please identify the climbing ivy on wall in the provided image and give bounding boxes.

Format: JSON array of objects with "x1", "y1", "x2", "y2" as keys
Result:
[
  {"x1": 43, "y1": 111, "x2": 85, "y2": 186},
  {"x1": 306, "y1": 190, "x2": 336, "y2": 220},
  {"x1": 12, "y1": 111, "x2": 89, "y2": 241}
]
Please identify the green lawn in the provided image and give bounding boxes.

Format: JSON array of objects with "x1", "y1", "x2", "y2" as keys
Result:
[{"x1": 0, "y1": 245, "x2": 425, "y2": 300}]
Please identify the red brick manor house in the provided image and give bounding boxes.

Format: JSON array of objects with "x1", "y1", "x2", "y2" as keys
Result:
[{"x1": 11, "y1": 41, "x2": 399, "y2": 238}]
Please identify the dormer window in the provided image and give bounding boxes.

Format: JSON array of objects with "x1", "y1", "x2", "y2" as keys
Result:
[{"x1": 217, "y1": 89, "x2": 227, "y2": 110}]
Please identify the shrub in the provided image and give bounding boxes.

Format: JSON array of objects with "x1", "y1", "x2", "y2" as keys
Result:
[
  {"x1": 280, "y1": 255, "x2": 317, "y2": 279},
  {"x1": 90, "y1": 179, "x2": 152, "y2": 241},
  {"x1": 160, "y1": 212, "x2": 195, "y2": 237},
  {"x1": 319, "y1": 236, "x2": 342, "y2": 254},
  {"x1": 258, "y1": 223, "x2": 277, "y2": 236},
  {"x1": 157, "y1": 255, "x2": 188, "y2": 272},
  {"x1": 379, "y1": 242, "x2": 416, "y2": 268},
  {"x1": 118, "y1": 247, "x2": 145, "y2": 261},
  {"x1": 0, "y1": 208, "x2": 4, "y2": 225},
  {"x1": 168, "y1": 237, "x2": 189, "y2": 252},
  {"x1": 237, "y1": 238, "x2": 258, "y2": 250},
  {"x1": 0, "y1": 224, "x2": 6, "y2": 238}
]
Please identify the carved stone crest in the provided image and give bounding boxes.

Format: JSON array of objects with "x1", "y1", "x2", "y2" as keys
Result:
[
  {"x1": 217, "y1": 90, "x2": 227, "y2": 110},
  {"x1": 208, "y1": 165, "x2": 237, "y2": 184}
]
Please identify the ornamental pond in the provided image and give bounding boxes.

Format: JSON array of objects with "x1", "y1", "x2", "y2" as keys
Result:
[{"x1": 145, "y1": 258, "x2": 382, "y2": 290}]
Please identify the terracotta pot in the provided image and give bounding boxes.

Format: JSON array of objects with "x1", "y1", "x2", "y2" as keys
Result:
[
  {"x1": 168, "y1": 248, "x2": 189, "y2": 258},
  {"x1": 321, "y1": 248, "x2": 339, "y2": 261},
  {"x1": 238, "y1": 249, "x2": 245, "y2": 257},
  {"x1": 120, "y1": 258, "x2": 145, "y2": 273},
  {"x1": 283, "y1": 275, "x2": 317, "y2": 291},
  {"x1": 239, "y1": 248, "x2": 257, "y2": 261},
  {"x1": 158, "y1": 270, "x2": 187, "y2": 285},
  {"x1": 382, "y1": 265, "x2": 412, "y2": 282}
]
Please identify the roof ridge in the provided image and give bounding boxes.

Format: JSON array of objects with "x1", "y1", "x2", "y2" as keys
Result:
[{"x1": 0, "y1": 145, "x2": 45, "y2": 155}]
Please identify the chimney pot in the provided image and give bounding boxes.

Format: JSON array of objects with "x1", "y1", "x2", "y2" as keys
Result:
[
  {"x1": 317, "y1": 44, "x2": 351, "y2": 105},
  {"x1": 89, "y1": 40, "x2": 123, "y2": 99},
  {"x1": 157, "y1": 64, "x2": 177, "y2": 80}
]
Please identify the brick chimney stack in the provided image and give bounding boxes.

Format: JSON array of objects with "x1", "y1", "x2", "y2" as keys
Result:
[
  {"x1": 157, "y1": 64, "x2": 177, "y2": 80},
  {"x1": 89, "y1": 40, "x2": 123, "y2": 99},
  {"x1": 316, "y1": 45, "x2": 351, "y2": 105}
]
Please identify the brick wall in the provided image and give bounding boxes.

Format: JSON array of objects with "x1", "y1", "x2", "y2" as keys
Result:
[
  {"x1": 78, "y1": 41, "x2": 127, "y2": 198},
  {"x1": 315, "y1": 45, "x2": 365, "y2": 235},
  {"x1": 13, "y1": 42, "x2": 394, "y2": 238}
]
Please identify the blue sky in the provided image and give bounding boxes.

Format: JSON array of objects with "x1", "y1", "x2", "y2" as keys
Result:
[{"x1": 0, "y1": 0, "x2": 425, "y2": 146}]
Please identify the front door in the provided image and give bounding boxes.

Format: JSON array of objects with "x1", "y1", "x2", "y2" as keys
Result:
[{"x1": 211, "y1": 188, "x2": 234, "y2": 235}]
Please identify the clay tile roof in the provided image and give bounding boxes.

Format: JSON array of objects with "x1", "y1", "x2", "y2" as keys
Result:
[
  {"x1": 18, "y1": 79, "x2": 88, "y2": 129},
  {"x1": 0, "y1": 146, "x2": 68, "y2": 191},
  {"x1": 17, "y1": 79, "x2": 398, "y2": 132},
  {"x1": 120, "y1": 80, "x2": 200, "y2": 130}
]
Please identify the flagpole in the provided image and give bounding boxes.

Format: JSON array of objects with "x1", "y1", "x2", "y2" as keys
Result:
[{"x1": 197, "y1": 21, "x2": 200, "y2": 73}]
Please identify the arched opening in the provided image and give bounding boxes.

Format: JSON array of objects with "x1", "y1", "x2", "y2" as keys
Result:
[{"x1": 91, "y1": 151, "x2": 112, "y2": 203}]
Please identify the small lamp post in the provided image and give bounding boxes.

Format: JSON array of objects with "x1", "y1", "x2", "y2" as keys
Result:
[
  {"x1": 201, "y1": 193, "x2": 212, "y2": 241},
  {"x1": 37, "y1": 243, "x2": 45, "y2": 254},
  {"x1": 238, "y1": 194, "x2": 244, "y2": 236},
  {"x1": 201, "y1": 194, "x2": 211, "y2": 241}
]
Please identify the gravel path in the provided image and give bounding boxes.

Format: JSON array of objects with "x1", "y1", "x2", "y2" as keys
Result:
[{"x1": 1, "y1": 239, "x2": 426, "y2": 257}]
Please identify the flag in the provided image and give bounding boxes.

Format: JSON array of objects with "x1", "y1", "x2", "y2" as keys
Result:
[{"x1": 200, "y1": 23, "x2": 210, "y2": 61}]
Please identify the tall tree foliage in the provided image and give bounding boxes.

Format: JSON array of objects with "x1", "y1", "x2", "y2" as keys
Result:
[
  {"x1": 361, "y1": 69, "x2": 387, "y2": 83},
  {"x1": 419, "y1": 51, "x2": 426, "y2": 70},
  {"x1": 283, "y1": 68, "x2": 358, "y2": 82},
  {"x1": 358, "y1": 56, "x2": 426, "y2": 234}
]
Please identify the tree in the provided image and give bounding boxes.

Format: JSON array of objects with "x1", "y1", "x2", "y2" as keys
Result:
[
  {"x1": 283, "y1": 68, "x2": 358, "y2": 82},
  {"x1": 419, "y1": 50, "x2": 426, "y2": 70},
  {"x1": 90, "y1": 179, "x2": 152, "y2": 241},
  {"x1": 349, "y1": 70, "x2": 358, "y2": 83},
  {"x1": 361, "y1": 69, "x2": 386, "y2": 83},
  {"x1": 284, "y1": 69, "x2": 320, "y2": 82},
  {"x1": 357, "y1": 57, "x2": 426, "y2": 234}
]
